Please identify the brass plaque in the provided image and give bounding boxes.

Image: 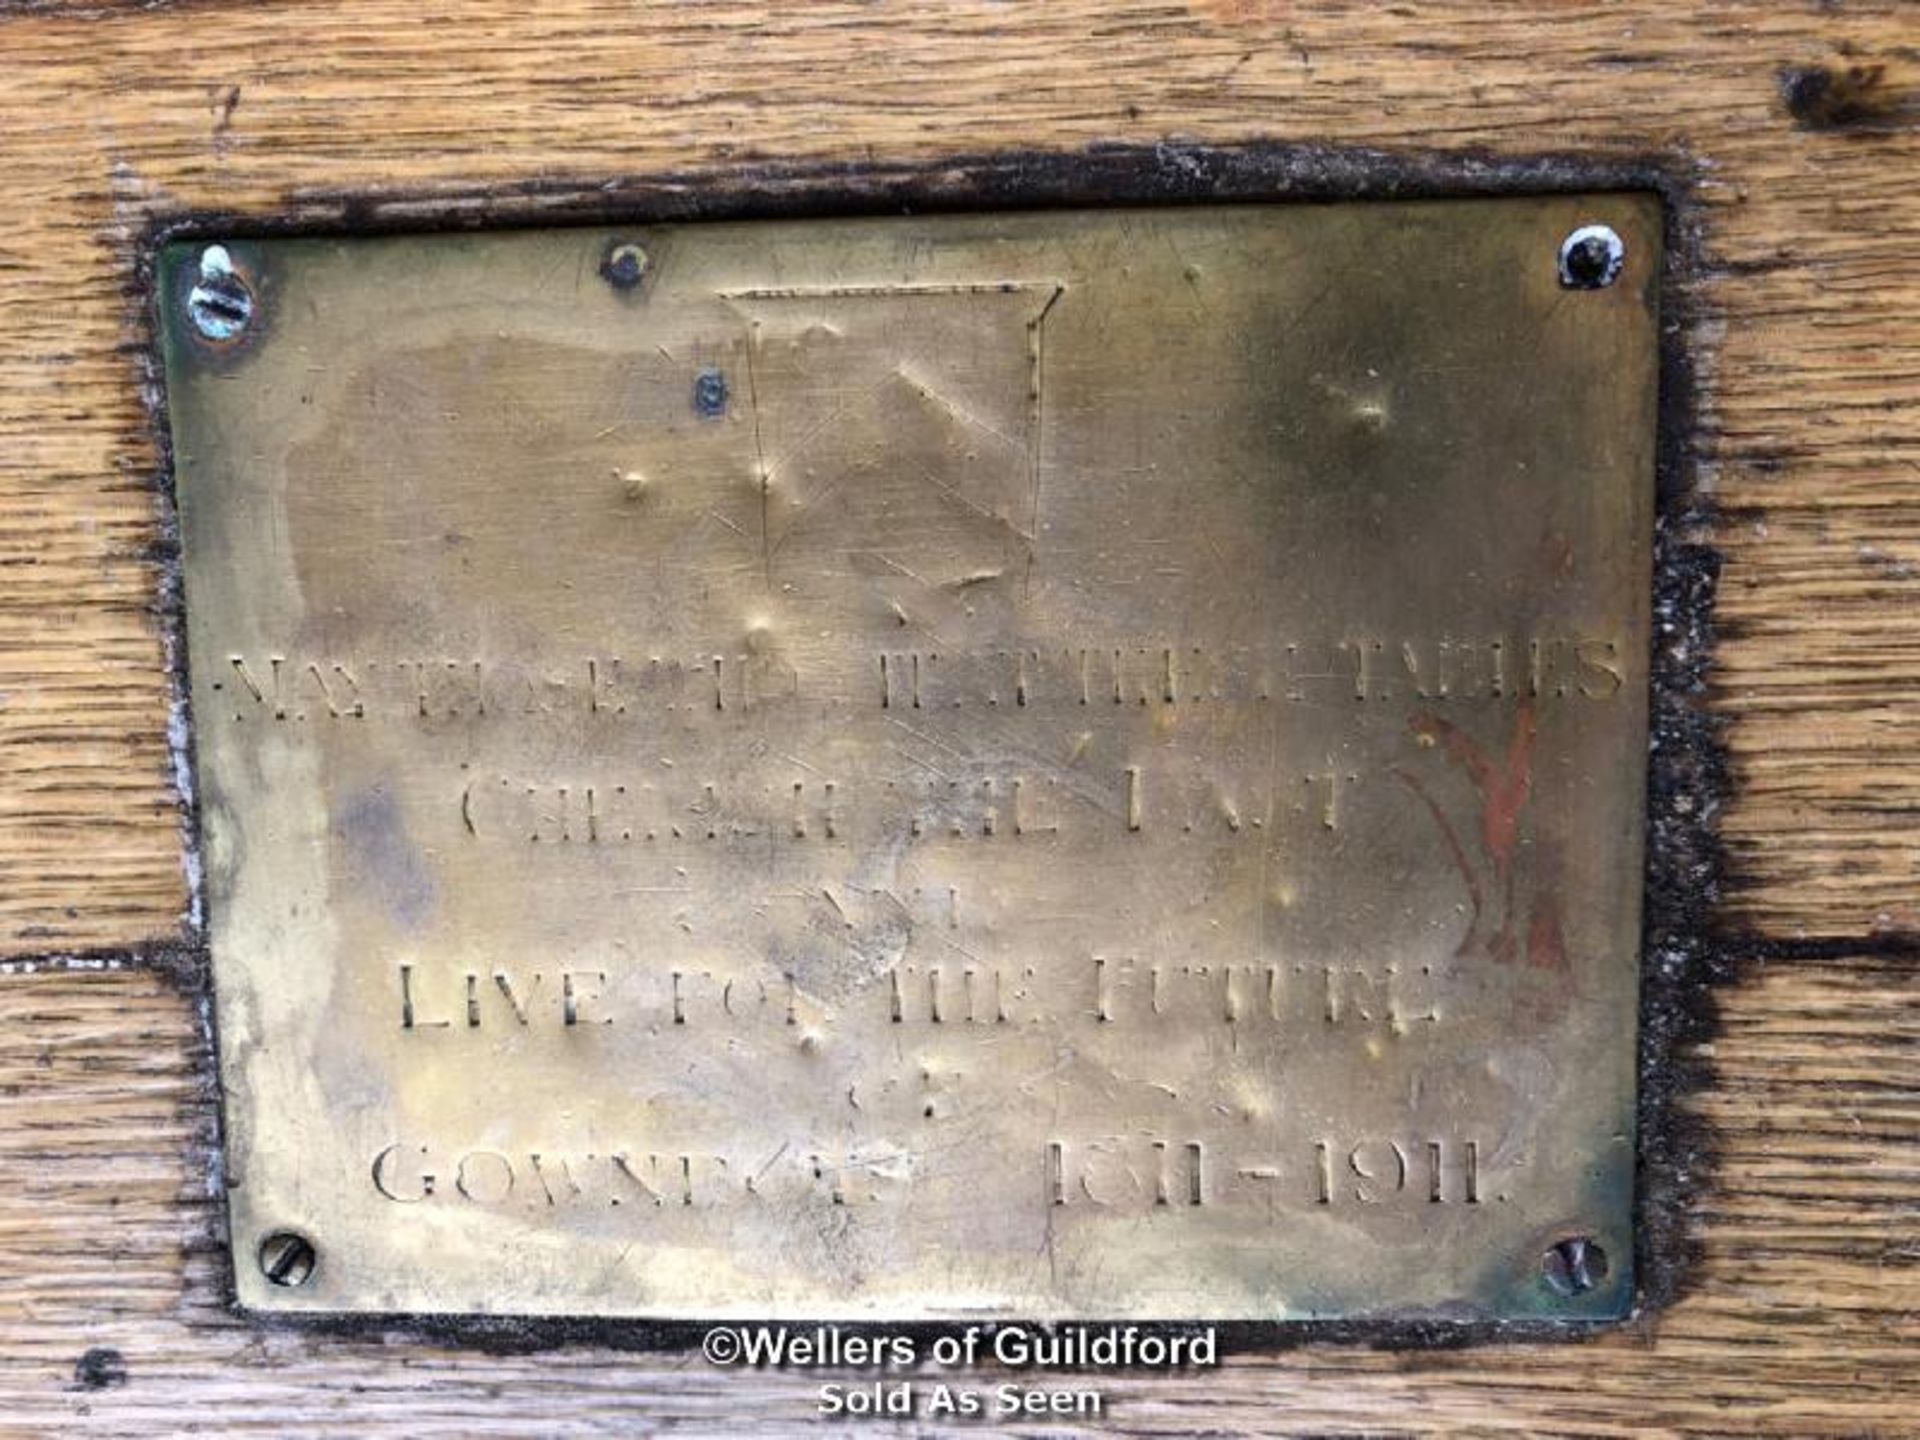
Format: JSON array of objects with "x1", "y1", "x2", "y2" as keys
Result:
[{"x1": 158, "y1": 195, "x2": 1658, "y2": 1322}]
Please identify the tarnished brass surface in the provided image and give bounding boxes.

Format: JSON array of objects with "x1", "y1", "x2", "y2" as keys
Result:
[{"x1": 158, "y1": 196, "x2": 1658, "y2": 1321}]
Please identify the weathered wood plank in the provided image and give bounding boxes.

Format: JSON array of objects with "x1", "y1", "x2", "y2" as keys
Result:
[
  {"x1": 0, "y1": 3, "x2": 1913, "y2": 945},
  {"x1": 0, "y1": 961, "x2": 1909, "y2": 1434}
]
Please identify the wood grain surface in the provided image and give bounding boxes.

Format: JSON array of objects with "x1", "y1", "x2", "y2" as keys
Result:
[
  {"x1": 0, "y1": 1, "x2": 1915, "y2": 1433},
  {"x1": 4, "y1": 960, "x2": 1911, "y2": 1435}
]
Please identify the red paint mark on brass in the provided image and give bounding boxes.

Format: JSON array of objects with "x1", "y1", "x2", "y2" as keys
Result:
[
  {"x1": 1408, "y1": 701, "x2": 1543, "y2": 967},
  {"x1": 1412, "y1": 701, "x2": 1537, "y2": 870},
  {"x1": 1527, "y1": 893, "x2": 1569, "y2": 975}
]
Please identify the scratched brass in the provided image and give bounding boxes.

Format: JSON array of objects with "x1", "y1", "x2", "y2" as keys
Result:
[{"x1": 157, "y1": 196, "x2": 1659, "y2": 1321}]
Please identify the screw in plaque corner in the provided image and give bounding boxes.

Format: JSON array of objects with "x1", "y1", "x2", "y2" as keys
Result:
[
  {"x1": 257, "y1": 1230, "x2": 317, "y2": 1289},
  {"x1": 1557, "y1": 224, "x2": 1626, "y2": 290},
  {"x1": 1540, "y1": 1234, "x2": 1611, "y2": 1297},
  {"x1": 185, "y1": 244, "x2": 256, "y2": 342}
]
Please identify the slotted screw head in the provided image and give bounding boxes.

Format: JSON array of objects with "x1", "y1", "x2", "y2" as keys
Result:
[
  {"x1": 1542, "y1": 1235, "x2": 1609, "y2": 1297},
  {"x1": 1557, "y1": 224, "x2": 1625, "y2": 290},
  {"x1": 602, "y1": 241, "x2": 651, "y2": 292},
  {"x1": 257, "y1": 1230, "x2": 316, "y2": 1288},
  {"x1": 186, "y1": 244, "x2": 255, "y2": 341}
]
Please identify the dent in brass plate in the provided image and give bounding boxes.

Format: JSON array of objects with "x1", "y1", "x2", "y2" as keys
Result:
[{"x1": 157, "y1": 196, "x2": 1661, "y2": 1323}]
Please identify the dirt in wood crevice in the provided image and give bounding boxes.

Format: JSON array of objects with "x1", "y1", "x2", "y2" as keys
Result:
[
  {"x1": 1779, "y1": 58, "x2": 1917, "y2": 132},
  {"x1": 67, "y1": 1347, "x2": 128, "y2": 1393}
]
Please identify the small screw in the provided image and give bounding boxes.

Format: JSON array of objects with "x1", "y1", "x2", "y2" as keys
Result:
[
  {"x1": 1541, "y1": 1235, "x2": 1609, "y2": 1296},
  {"x1": 693, "y1": 367, "x2": 730, "y2": 418},
  {"x1": 186, "y1": 244, "x2": 255, "y2": 342},
  {"x1": 257, "y1": 1230, "x2": 317, "y2": 1288},
  {"x1": 1558, "y1": 224, "x2": 1625, "y2": 290},
  {"x1": 601, "y1": 241, "x2": 651, "y2": 292}
]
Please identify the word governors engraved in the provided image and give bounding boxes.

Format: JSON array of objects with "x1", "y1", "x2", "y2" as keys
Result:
[{"x1": 158, "y1": 197, "x2": 1659, "y2": 1321}]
